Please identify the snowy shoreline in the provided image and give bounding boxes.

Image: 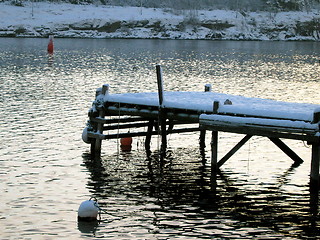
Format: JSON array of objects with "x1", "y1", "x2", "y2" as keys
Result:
[{"x1": 1, "y1": 1, "x2": 319, "y2": 41}]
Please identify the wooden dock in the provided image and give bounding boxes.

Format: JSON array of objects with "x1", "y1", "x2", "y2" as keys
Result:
[{"x1": 83, "y1": 65, "x2": 320, "y2": 190}]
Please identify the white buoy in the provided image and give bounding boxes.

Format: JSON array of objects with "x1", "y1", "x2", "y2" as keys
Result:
[
  {"x1": 82, "y1": 127, "x2": 91, "y2": 144},
  {"x1": 78, "y1": 198, "x2": 100, "y2": 221}
]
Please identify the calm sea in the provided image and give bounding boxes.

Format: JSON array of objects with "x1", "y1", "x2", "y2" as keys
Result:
[{"x1": 0, "y1": 38, "x2": 319, "y2": 239}]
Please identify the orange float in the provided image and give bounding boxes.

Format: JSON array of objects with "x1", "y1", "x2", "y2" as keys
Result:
[{"x1": 120, "y1": 137, "x2": 133, "y2": 151}]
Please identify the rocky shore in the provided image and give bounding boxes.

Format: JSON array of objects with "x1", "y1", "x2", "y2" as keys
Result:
[{"x1": 1, "y1": 2, "x2": 319, "y2": 40}]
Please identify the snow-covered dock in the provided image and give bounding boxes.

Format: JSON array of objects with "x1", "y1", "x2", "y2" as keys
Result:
[{"x1": 83, "y1": 66, "x2": 320, "y2": 189}]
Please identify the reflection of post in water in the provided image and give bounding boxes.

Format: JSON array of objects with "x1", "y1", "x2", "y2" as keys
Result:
[
  {"x1": 146, "y1": 149, "x2": 167, "y2": 192},
  {"x1": 309, "y1": 184, "x2": 319, "y2": 225},
  {"x1": 145, "y1": 148, "x2": 213, "y2": 205},
  {"x1": 82, "y1": 153, "x2": 107, "y2": 195}
]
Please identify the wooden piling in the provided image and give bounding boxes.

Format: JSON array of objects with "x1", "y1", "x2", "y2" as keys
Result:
[
  {"x1": 211, "y1": 130, "x2": 218, "y2": 189},
  {"x1": 156, "y1": 65, "x2": 164, "y2": 108},
  {"x1": 156, "y1": 65, "x2": 167, "y2": 152},
  {"x1": 204, "y1": 84, "x2": 212, "y2": 92},
  {"x1": 313, "y1": 109, "x2": 320, "y2": 124},
  {"x1": 210, "y1": 100, "x2": 220, "y2": 189},
  {"x1": 310, "y1": 108, "x2": 320, "y2": 188},
  {"x1": 145, "y1": 119, "x2": 154, "y2": 151},
  {"x1": 91, "y1": 84, "x2": 109, "y2": 158},
  {"x1": 311, "y1": 143, "x2": 320, "y2": 187},
  {"x1": 213, "y1": 101, "x2": 219, "y2": 114},
  {"x1": 199, "y1": 130, "x2": 206, "y2": 149},
  {"x1": 199, "y1": 84, "x2": 211, "y2": 148}
]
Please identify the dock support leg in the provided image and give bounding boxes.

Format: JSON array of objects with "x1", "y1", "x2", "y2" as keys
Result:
[
  {"x1": 199, "y1": 130, "x2": 206, "y2": 149},
  {"x1": 211, "y1": 131, "x2": 218, "y2": 189},
  {"x1": 160, "y1": 113, "x2": 167, "y2": 153},
  {"x1": 310, "y1": 142, "x2": 320, "y2": 189},
  {"x1": 92, "y1": 109, "x2": 105, "y2": 158},
  {"x1": 145, "y1": 119, "x2": 154, "y2": 152},
  {"x1": 90, "y1": 140, "x2": 97, "y2": 159},
  {"x1": 156, "y1": 65, "x2": 167, "y2": 153},
  {"x1": 90, "y1": 84, "x2": 109, "y2": 159}
]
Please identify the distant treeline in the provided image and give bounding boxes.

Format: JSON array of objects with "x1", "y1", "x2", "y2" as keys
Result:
[{"x1": 9, "y1": 0, "x2": 320, "y2": 11}]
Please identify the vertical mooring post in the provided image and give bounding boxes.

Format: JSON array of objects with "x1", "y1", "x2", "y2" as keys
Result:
[
  {"x1": 211, "y1": 130, "x2": 218, "y2": 190},
  {"x1": 199, "y1": 84, "x2": 212, "y2": 148},
  {"x1": 211, "y1": 101, "x2": 220, "y2": 190},
  {"x1": 156, "y1": 65, "x2": 167, "y2": 153},
  {"x1": 310, "y1": 143, "x2": 320, "y2": 187},
  {"x1": 204, "y1": 83, "x2": 212, "y2": 92},
  {"x1": 213, "y1": 100, "x2": 219, "y2": 114},
  {"x1": 91, "y1": 84, "x2": 109, "y2": 158},
  {"x1": 145, "y1": 119, "x2": 154, "y2": 153},
  {"x1": 310, "y1": 109, "x2": 320, "y2": 189}
]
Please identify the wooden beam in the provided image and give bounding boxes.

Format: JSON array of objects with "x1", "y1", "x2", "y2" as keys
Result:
[
  {"x1": 218, "y1": 135, "x2": 252, "y2": 167},
  {"x1": 268, "y1": 137, "x2": 304, "y2": 164},
  {"x1": 91, "y1": 116, "x2": 148, "y2": 124},
  {"x1": 199, "y1": 116, "x2": 317, "y2": 137},
  {"x1": 106, "y1": 106, "x2": 200, "y2": 123},
  {"x1": 103, "y1": 122, "x2": 149, "y2": 131},
  {"x1": 88, "y1": 127, "x2": 200, "y2": 140},
  {"x1": 199, "y1": 122, "x2": 318, "y2": 142}
]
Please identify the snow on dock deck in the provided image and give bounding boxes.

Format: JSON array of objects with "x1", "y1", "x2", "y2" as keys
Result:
[{"x1": 103, "y1": 91, "x2": 319, "y2": 122}]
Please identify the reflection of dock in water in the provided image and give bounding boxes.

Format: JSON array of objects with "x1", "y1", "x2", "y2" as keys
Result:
[{"x1": 82, "y1": 146, "x2": 319, "y2": 238}]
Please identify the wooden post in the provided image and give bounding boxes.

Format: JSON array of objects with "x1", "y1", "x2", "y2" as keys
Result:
[
  {"x1": 102, "y1": 84, "x2": 109, "y2": 95},
  {"x1": 96, "y1": 88, "x2": 102, "y2": 97},
  {"x1": 199, "y1": 130, "x2": 206, "y2": 149},
  {"x1": 211, "y1": 130, "x2": 218, "y2": 190},
  {"x1": 313, "y1": 109, "x2": 320, "y2": 123},
  {"x1": 91, "y1": 84, "x2": 109, "y2": 158},
  {"x1": 156, "y1": 65, "x2": 167, "y2": 152},
  {"x1": 156, "y1": 65, "x2": 164, "y2": 107},
  {"x1": 210, "y1": 100, "x2": 220, "y2": 189},
  {"x1": 199, "y1": 84, "x2": 211, "y2": 149},
  {"x1": 310, "y1": 109, "x2": 320, "y2": 188},
  {"x1": 204, "y1": 84, "x2": 212, "y2": 92},
  {"x1": 213, "y1": 101, "x2": 219, "y2": 114},
  {"x1": 310, "y1": 142, "x2": 320, "y2": 188},
  {"x1": 145, "y1": 119, "x2": 154, "y2": 152}
]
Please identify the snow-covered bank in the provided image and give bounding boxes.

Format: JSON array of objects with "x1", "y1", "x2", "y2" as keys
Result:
[{"x1": 1, "y1": 1, "x2": 319, "y2": 40}]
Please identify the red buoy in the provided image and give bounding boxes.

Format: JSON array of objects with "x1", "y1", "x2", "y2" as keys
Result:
[{"x1": 47, "y1": 35, "x2": 54, "y2": 54}]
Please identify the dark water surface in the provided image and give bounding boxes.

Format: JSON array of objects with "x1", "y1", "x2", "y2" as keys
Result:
[{"x1": 0, "y1": 38, "x2": 319, "y2": 239}]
